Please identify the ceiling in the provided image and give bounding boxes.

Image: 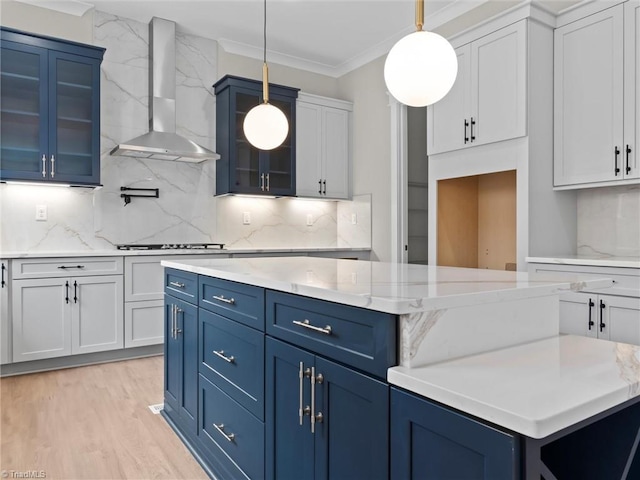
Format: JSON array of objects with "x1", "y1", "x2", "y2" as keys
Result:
[{"x1": 16, "y1": 0, "x2": 584, "y2": 77}]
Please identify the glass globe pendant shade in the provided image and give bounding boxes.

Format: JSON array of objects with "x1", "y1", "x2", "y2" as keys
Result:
[
  {"x1": 243, "y1": 102, "x2": 289, "y2": 151},
  {"x1": 384, "y1": 30, "x2": 458, "y2": 107}
]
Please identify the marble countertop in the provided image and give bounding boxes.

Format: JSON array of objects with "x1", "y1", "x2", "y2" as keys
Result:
[
  {"x1": 0, "y1": 247, "x2": 369, "y2": 259},
  {"x1": 388, "y1": 335, "x2": 640, "y2": 439},
  {"x1": 526, "y1": 255, "x2": 640, "y2": 269},
  {"x1": 161, "y1": 257, "x2": 613, "y2": 315}
]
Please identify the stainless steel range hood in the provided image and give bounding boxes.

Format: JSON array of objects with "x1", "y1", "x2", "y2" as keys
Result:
[{"x1": 110, "y1": 17, "x2": 219, "y2": 163}]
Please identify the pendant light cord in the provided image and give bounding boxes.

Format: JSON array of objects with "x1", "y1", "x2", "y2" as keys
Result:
[{"x1": 262, "y1": 0, "x2": 269, "y2": 103}]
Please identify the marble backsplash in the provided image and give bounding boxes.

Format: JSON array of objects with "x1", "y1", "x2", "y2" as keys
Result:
[
  {"x1": 0, "y1": 10, "x2": 371, "y2": 253},
  {"x1": 577, "y1": 185, "x2": 640, "y2": 257}
]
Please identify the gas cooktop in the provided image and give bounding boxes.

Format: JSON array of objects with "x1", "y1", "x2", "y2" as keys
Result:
[{"x1": 116, "y1": 243, "x2": 225, "y2": 251}]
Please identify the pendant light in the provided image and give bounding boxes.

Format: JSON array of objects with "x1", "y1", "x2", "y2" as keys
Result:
[
  {"x1": 384, "y1": 0, "x2": 458, "y2": 107},
  {"x1": 243, "y1": 0, "x2": 289, "y2": 150}
]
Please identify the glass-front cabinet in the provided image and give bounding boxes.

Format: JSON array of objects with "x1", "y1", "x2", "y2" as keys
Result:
[
  {"x1": 0, "y1": 28, "x2": 104, "y2": 186},
  {"x1": 214, "y1": 75, "x2": 298, "y2": 196}
]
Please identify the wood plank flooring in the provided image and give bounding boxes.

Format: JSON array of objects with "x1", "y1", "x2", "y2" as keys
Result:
[{"x1": 0, "y1": 356, "x2": 207, "y2": 479}]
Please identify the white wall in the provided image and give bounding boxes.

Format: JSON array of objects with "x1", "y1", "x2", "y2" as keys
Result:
[
  {"x1": 0, "y1": 0, "x2": 93, "y2": 42},
  {"x1": 336, "y1": 56, "x2": 391, "y2": 261}
]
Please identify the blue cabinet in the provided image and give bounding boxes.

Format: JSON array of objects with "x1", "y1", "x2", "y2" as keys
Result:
[
  {"x1": 213, "y1": 75, "x2": 299, "y2": 196},
  {"x1": 391, "y1": 387, "x2": 520, "y2": 480},
  {"x1": 0, "y1": 28, "x2": 104, "y2": 186},
  {"x1": 266, "y1": 337, "x2": 390, "y2": 480},
  {"x1": 164, "y1": 293, "x2": 198, "y2": 435}
]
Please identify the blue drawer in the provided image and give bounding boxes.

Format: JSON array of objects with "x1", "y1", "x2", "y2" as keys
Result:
[
  {"x1": 199, "y1": 375, "x2": 264, "y2": 480},
  {"x1": 200, "y1": 309, "x2": 265, "y2": 421},
  {"x1": 164, "y1": 268, "x2": 197, "y2": 304},
  {"x1": 266, "y1": 291, "x2": 396, "y2": 379},
  {"x1": 199, "y1": 276, "x2": 265, "y2": 330}
]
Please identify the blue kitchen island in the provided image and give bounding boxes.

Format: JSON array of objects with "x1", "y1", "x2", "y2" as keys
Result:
[{"x1": 161, "y1": 256, "x2": 639, "y2": 479}]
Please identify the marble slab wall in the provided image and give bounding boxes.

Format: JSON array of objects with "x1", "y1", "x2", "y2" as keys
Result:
[
  {"x1": 216, "y1": 194, "x2": 371, "y2": 249},
  {"x1": 577, "y1": 185, "x2": 640, "y2": 257}
]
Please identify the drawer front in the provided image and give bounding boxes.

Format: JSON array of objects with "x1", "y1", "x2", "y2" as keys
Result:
[
  {"x1": 164, "y1": 268, "x2": 197, "y2": 303},
  {"x1": 12, "y1": 257, "x2": 123, "y2": 279},
  {"x1": 200, "y1": 375, "x2": 264, "y2": 480},
  {"x1": 528, "y1": 263, "x2": 640, "y2": 297},
  {"x1": 199, "y1": 277, "x2": 265, "y2": 331},
  {"x1": 266, "y1": 291, "x2": 396, "y2": 378},
  {"x1": 200, "y1": 309, "x2": 264, "y2": 420}
]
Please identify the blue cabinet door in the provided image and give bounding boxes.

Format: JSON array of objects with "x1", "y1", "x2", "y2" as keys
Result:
[
  {"x1": 48, "y1": 50, "x2": 101, "y2": 185},
  {"x1": 266, "y1": 337, "x2": 315, "y2": 480},
  {"x1": 164, "y1": 297, "x2": 181, "y2": 416},
  {"x1": 164, "y1": 295, "x2": 198, "y2": 435},
  {"x1": 391, "y1": 387, "x2": 520, "y2": 480},
  {"x1": 177, "y1": 298, "x2": 198, "y2": 435},
  {"x1": 0, "y1": 27, "x2": 104, "y2": 186},
  {"x1": 0, "y1": 40, "x2": 49, "y2": 181},
  {"x1": 314, "y1": 357, "x2": 389, "y2": 480}
]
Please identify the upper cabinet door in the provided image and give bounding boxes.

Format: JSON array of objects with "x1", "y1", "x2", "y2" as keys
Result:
[
  {"x1": 554, "y1": 5, "x2": 625, "y2": 186},
  {"x1": 296, "y1": 101, "x2": 323, "y2": 197},
  {"x1": 0, "y1": 40, "x2": 49, "y2": 181},
  {"x1": 624, "y1": 0, "x2": 640, "y2": 180},
  {"x1": 427, "y1": 20, "x2": 526, "y2": 156},
  {"x1": 321, "y1": 107, "x2": 349, "y2": 199},
  {"x1": 471, "y1": 20, "x2": 527, "y2": 147},
  {"x1": 49, "y1": 51, "x2": 102, "y2": 185},
  {"x1": 427, "y1": 44, "x2": 471, "y2": 155}
]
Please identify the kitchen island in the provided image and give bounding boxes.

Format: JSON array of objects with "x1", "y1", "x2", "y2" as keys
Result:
[{"x1": 161, "y1": 256, "x2": 639, "y2": 479}]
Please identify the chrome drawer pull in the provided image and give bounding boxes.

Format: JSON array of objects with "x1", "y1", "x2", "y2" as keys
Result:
[
  {"x1": 213, "y1": 295, "x2": 235, "y2": 305},
  {"x1": 213, "y1": 350, "x2": 235, "y2": 363},
  {"x1": 213, "y1": 423, "x2": 235, "y2": 442},
  {"x1": 169, "y1": 281, "x2": 185, "y2": 289},
  {"x1": 292, "y1": 319, "x2": 332, "y2": 335},
  {"x1": 299, "y1": 362, "x2": 311, "y2": 426}
]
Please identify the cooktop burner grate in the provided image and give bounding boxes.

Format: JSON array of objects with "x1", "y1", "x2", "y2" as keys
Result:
[{"x1": 116, "y1": 243, "x2": 225, "y2": 250}]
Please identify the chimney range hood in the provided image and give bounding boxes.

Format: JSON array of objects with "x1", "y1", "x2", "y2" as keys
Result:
[{"x1": 110, "y1": 17, "x2": 219, "y2": 163}]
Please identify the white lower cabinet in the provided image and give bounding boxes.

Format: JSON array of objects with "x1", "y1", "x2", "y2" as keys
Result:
[
  {"x1": 1, "y1": 259, "x2": 11, "y2": 364},
  {"x1": 11, "y1": 257, "x2": 124, "y2": 363},
  {"x1": 124, "y1": 300, "x2": 164, "y2": 348},
  {"x1": 12, "y1": 275, "x2": 124, "y2": 362},
  {"x1": 560, "y1": 292, "x2": 640, "y2": 344}
]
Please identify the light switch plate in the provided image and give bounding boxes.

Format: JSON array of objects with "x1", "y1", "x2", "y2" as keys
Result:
[{"x1": 243, "y1": 212, "x2": 251, "y2": 225}]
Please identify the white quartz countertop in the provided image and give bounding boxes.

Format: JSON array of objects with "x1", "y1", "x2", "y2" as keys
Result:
[
  {"x1": 388, "y1": 335, "x2": 640, "y2": 439},
  {"x1": 161, "y1": 257, "x2": 613, "y2": 315},
  {"x1": 0, "y1": 247, "x2": 369, "y2": 259},
  {"x1": 527, "y1": 255, "x2": 640, "y2": 269}
]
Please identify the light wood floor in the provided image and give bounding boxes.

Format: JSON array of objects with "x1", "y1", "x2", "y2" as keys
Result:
[{"x1": 0, "y1": 356, "x2": 207, "y2": 480}]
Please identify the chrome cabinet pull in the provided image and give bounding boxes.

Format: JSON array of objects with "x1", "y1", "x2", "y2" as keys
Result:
[
  {"x1": 171, "y1": 304, "x2": 176, "y2": 339},
  {"x1": 169, "y1": 281, "x2": 185, "y2": 289},
  {"x1": 213, "y1": 423, "x2": 235, "y2": 442},
  {"x1": 175, "y1": 307, "x2": 182, "y2": 336},
  {"x1": 292, "y1": 319, "x2": 332, "y2": 335},
  {"x1": 299, "y1": 362, "x2": 311, "y2": 426},
  {"x1": 42, "y1": 154, "x2": 47, "y2": 177},
  {"x1": 260, "y1": 173, "x2": 265, "y2": 191},
  {"x1": 213, "y1": 350, "x2": 235, "y2": 363},
  {"x1": 266, "y1": 173, "x2": 270, "y2": 192},
  {"x1": 213, "y1": 294, "x2": 235, "y2": 305},
  {"x1": 50, "y1": 155, "x2": 55, "y2": 178},
  {"x1": 310, "y1": 367, "x2": 324, "y2": 434}
]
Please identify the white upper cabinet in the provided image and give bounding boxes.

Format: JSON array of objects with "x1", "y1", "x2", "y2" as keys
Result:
[
  {"x1": 554, "y1": 1, "x2": 639, "y2": 188},
  {"x1": 296, "y1": 93, "x2": 352, "y2": 199},
  {"x1": 427, "y1": 20, "x2": 527, "y2": 155}
]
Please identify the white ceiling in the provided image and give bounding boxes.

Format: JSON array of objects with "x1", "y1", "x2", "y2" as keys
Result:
[{"x1": 18, "y1": 0, "x2": 584, "y2": 77}]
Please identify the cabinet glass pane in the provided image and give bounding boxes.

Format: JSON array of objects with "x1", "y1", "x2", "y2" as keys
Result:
[
  {"x1": 267, "y1": 98, "x2": 293, "y2": 190},
  {"x1": 55, "y1": 58, "x2": 94, "y2": 176},
  {"x1": 235, "y1": 92, "x2": 260, "y2": 189},
  {"x1": 0, "y1": 47, "x2": 43, "y2": 174}
]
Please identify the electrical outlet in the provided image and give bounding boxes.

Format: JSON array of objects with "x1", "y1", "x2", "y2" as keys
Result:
[
  {"x1": 351, "y1": 213, "x2": 357, "y2": 225},
  {"x1": 243, "y1": 212, "x2": 251, "y2": 225},
  {"x1": 306, "y1": 214, "x2": 313, "y2": 226},
  {"x1": 35, "y1": 205, "x2": 47, "y2": 221}
]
